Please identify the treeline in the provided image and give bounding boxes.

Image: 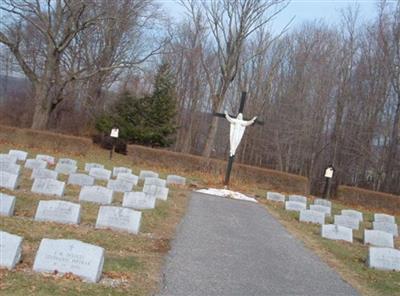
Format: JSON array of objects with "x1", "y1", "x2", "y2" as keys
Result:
[{"x1": 0, "y1": 0, "x2": 399, "y2": 195}]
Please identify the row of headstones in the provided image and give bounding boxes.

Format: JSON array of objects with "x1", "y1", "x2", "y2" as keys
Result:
[
  {"x1": 1, "y1": 231, "x2": 104, "y2": 283},
  {"x1": 267, "y1": 192, "x2": 400, "y2": 272}
]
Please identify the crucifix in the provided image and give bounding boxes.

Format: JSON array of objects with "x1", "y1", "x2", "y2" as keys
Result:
[{"x1": 213, "y1": 91, "x2": 263, "y2": 186}]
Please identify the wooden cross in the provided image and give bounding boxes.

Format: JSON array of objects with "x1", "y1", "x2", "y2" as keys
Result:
[{"x1": 213, "y1": 91, "x2": 263, "y2": 186}]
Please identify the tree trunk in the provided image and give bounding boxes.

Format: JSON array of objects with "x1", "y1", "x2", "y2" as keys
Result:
[{"x1": 202, "y1": 115, "x2": 220, "y2": 157}]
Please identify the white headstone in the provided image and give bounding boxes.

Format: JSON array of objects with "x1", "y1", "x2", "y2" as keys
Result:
[
  {"x1": 35, "y1": 200, "x2": 81, "y2": 224},
  {"x1": 373, "y1": 222, "x2": 399, "y2": 237},
  {"x1": 321, "y1": 224, "x2": 353, "y2": 243},
  {"x1": 113, "y1": 167, "x2": 132, "y2": 177},
  {"x1": 9, "y1": 149, "x2": 28, "y2": 161},
  {"x1": 79, "y1": 186, "x2": 113, "y2": 204},
  {"x1": 36, "y1": 154, "x2": 55, "y2": 165},
  {"x1": 107, "y1": 179, "x2": 134, "y2": 193},
  {"x1": 284, "y1": 201, "x2": 306, "y2": 212},
  {"x1": 266, "y1": 192, "x2": 285, "y2": 202},
  {"x1": 143, "y1": 184, "x2": 169, "y2": 201},
  {"x1": 0, "y1": 153, "x2": 17, "y2": 163},
  {"x1": 309, "y1": 205, "x2": 331, "y2": 216},
  {"x1": 84, "y1": 163, "x2": 104, "y2": 172},
  {"x1": 299, "y1": 210, "x2": 325, "y2": 225},
  {"x1": 374, "y1": 213, "x2": 396, "y2": 224},
  {"x1": 31, "y1": 178, "x2": 65, "y2": 197},
  {"x1": 58, "y1": 158, "x2": 77, "y2": 166},
  {"x1": 341, "y1": 209, "x2": 363, "y2": 222},
  {"x1": 364, "y1": 230, "x2": 394, "y2": 248},
  {"x1": 117, "y1": 173, "x2": 139, "y2": 186},
  {"x1": 25, "y1": 159, "x2": 47, "y2": 170},
  {"x1": 0, "y1": 231, "x2": 23, "y2": 269},
  {"x1": 139, "y1": 170, "x2": 159, "y2": 180},
  {"x1": 96, "y1": 206, "x2": 142, "y2": 234},
  {"x1": 166, "y1": 175, "x2": 186, "y2": 186},
  {"x1": 0, "y1": 193, "x2": 16, "y2": 216},
  {"x1": 334, "y1": 215, "x2": 360, "y2": 230},
  {"x1": 89, "y1": 167, "x2": 111, "y2": 180},
  {"x1": 122, "y1": 192, "x2": 156, "y2": 210},
  {"x1": 288, "y1": 195, "x2": 307, "y2": 204},
  {"x1": 33, "y1": 238, "x2": 104, "y2": 283},
  {"x1": 144, "y1": 177, "x2": 166, "y2": 187},
  {"x1": 0, "y1": 171, "x2": 18, "y2": 190},
  {"x1": 0, "y1": 161, "x2": 20, "y2": 175},
  {"x1": 68, "y1": 173, "x2": 95, "y2": 186},
  {"x1": 314, "y1": 198, "x2": 332, "y2": 208},
  {"x1": 368, "y1": 247, "x2": 400, "y2": 271},
  {"x1": 55, "y1": 163, "x2": 77, "y2": 175},
  {"x1": 31, "y1": 168, "x2": 58, "y2": 180}
]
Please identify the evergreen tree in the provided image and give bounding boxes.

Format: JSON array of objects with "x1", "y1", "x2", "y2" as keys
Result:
[{"x1": 96, "y1": 62, "x2": 177, "y2": 147}]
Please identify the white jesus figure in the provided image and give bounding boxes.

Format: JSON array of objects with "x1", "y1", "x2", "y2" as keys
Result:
[{"x1": 225, "y1": 111, "x2": 257, "y2": 157}]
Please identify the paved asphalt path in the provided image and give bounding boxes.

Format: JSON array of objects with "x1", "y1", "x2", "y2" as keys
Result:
[{"x1": 158, "y1": 192, "x2": 358, "y2": 296}]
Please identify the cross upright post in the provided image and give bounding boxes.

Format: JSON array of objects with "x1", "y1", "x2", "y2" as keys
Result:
[{"x1": 213, "y1": 91, "x2": 263, "y2": 186}]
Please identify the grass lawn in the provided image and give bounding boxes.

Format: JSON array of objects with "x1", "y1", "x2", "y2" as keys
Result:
[
  {"x1": 257, "y1": 196, "x2": 400, "y2": 296},
  {"x1": 0, "y1": 143, "x2": 190, "y2": 296}
]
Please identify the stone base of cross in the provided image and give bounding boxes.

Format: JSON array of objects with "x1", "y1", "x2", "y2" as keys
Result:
[{"x1": 213, "y1": 92, "x2": 263, "y2": 186}]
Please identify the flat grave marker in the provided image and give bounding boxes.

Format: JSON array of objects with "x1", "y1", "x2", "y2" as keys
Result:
[
  {"x1": 79, "y1": 185, "x2": 113, "y2": 204},
  {"x1": 96, "y1": 206, "x2": 142, "y2": 234},
  {"x1": 113, "y1": 167, "x2": 132, "y2": 177},
  {"x1": 309, "y1": 204, "x2": 331, "y2": 216},
  {"x1": 68, "y1": 173, "x2": 95, "y2": 186},
  {"x1": 341, "y1": 209, "x2": 363, "y2": 222},
  {"x1": 288, "y1": 195, "x2": 307, "y2": 204},
  {"x1": 373, "y1": 222, "x2": 399, "y2": 237},
  {"x1": 117, "y1": 173, "x2": 139, "y2": 186},
  {"x1": 0, "y1": 161, "x2": 20, "y2": 175},
  {"x1": 364, "y1": 230, "x2": 394, "y2": 248},
  {"x1": 33, "y1": 238, "x2": 105, "y2": 283},
  {"x1": 107, "y1": 179, "x2": 134, "y2": 193},
  {"x1": 143, "y1": 184, "x2": 169, "y2": 201},
  {"x1": 314, "y1": 198, "x2": 331, "y2": 208},
  {"x1": 0, "y1": 171, "x2": 18, "y2": 190},
  {"x1": 58, "y1": 158, "x2": 77, "y2": 166},
  {"x1": 368, "y1": 247, "x2": 400, "y2": 271},
  {"x1": 334, "y1": 215, "x2": 360, "y2": 230},
  {"x1": 284, "y1": 201, "x2": 306, "y2": 212},
  {"x1": 9, "y1": 149, "x2": 28, "y2": 161},
  {"x1": 36, "y1": 154, "x2": 55, "y2": 165},
  {"x1": 55, "y1": 163, "x2": 77, "y2": 175},
  {"x1": 0, "y1": 193, "x2": 16, "y2": 216},
  {"x1": 144, "y1": 177, "x2": 166, "y2": 187},
  {"x1": 166, "y1": 175, "x2": 186, "y2": 186},
  {"x1": 89, "y1": 168, "x2": 111, "y2": 180},
  {"x1": 31, "y1": 168, "x2": 58, "y2": 180},
  {"x1": 85, "y1": 163, "x2": 104, "y2": 172},
  {"x1": 0, "y1": 153, "x2": 17, "y2": 163},
  {"x1": 31, "y1": 178, "x2": 65, "y2": 197},
  {"x1": 0, "y1": 231, "x2": 23, "y2": 269},
  {"x1": 299, "y1": 209, "x2": 325, "y2": 225},
  {"x1": 139, "y1": 170, "x2": 158, "y2": 180},
  {"x1": 321, "y1": 224, "x2": 353, "y2": 243},
  {"x1": 25, "y1": 159, "x2": 47, "y2": 170},
  {"x1": 35, "y1": 200, "x2": 81, "y2": 224},
  {"x1": 266, "y1": 192, "x2": 285, "y2": 202},
  {"x1": 374, "y1": 213, "x2": 395, "y2": 224},
  {"x1": 122, "y1": 192, "x2": 156, "y2": 210}
]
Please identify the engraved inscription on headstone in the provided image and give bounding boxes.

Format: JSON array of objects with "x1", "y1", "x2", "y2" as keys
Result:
[
  {"x1": 0, "y1": 171, "x2": 18, "y2": 190},
  {"x1": 334, "y1": 215, "x2": 360, "y2": 230},
  {"x1": 309, "y1": 205, "x2": 331, "y2": 216},
  {"x1": 321, "y1": 224, "x2": 353, "y2": 243},
  {"x1": 68, "y1": 173, "x2": 95, "y2": 187},
  {"x1": 55, "y1": 163, "x2": 77, "y2": 175},
  {"x1": 31, "y1": 178, "x2": 65, "y2": 197},
  {"x1": 113, "y1": 167, "x2": 132, "y2": 177},
  {"x1": 284, "y1": 201, "x2": 306, "y2": 212},
  {"x1": 0, "y1": 193, "x2": 16, "y2": 216},
  {"x1": 122, "y1": 192, "x2": 156, "y2": 210},
  {"x1": 96, "y1": 206, "x2": 142, "y2": 234},
  {"x1": 117, "y1": 173, "x2": 139, "y2": 186},
  {"x1": 368, "y1": 247, "x2": 400, "y2": 271},
  {"x1": 89, "y1": 168, "x2": 111, "y2": 180},
  {"x1": 36, "y1": 154, "x2": 55, "y2": 165},
  {"x1": 166, "y1": 175, "x2": 186, "y2": 186},
  {"x1": 314, "y1": 198, "x2": 332, "y2": 208},
  {"x1": 374, "y1": 213, "x2": 395, "y2": 224},
  {"x1": 35, "y1": 200, "x2": 81, "y2": 224},
  {"x1": 84, "y1": 163, "x2": 104, "y2": 172},
  {"x1": 299, "y1": 209, "x2": 325, "y2": 225},
  {"x1": 341, "y1": 209, "x2": 363, "y2": 222},
  {"x1": 288, "y1": 195, "x2": 307, "y2": 204},
  {"x1": 79, "y1": 185, "x2": 113, "y2": 204},
  {"x1": 139, "y1": 170, "x2": 159, "y2": 180},
  {"x1": 143, "y1": 184, "x2": 169, "y2": 201},
  {"x1": 373, "y1": 222, "x2": 399, "y2": 237},
  {"x1": 25, "y1": 159, "x2": 47, "y2": 170},
  {"x1": 58, "y1": 158, "x2": 77, "y2": 166},
  {"x1": 364, "y1": 230, "x2": 394, "y2": 248},
  {"x1": 0, "y1": 231, "x2": 23, "y2": 269},
  {"x1": 144, "y1": 177, "x2": 166, "y2": 187},
  {"x1": 9, "y1": 149, "x2": 28, "y2": 161},
  {"x1": 107, "y1": 179, "x2": 134, "y2": 193},
  {"x1": 31, "y1": 168, "x2": 58, "y2": 180},
  {"x1": 33, "y1": 238, "x2": 105, "y2": 283},
  {"x1": 0, "y1": 161, "x2": 20, "y2": 175},
  {"x1": 266, "y1": 192, "x2": 285, "y2": 202}
]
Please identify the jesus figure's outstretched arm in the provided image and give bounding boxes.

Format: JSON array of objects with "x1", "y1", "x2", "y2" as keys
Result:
[
  {"x1": 225, "y1": 111, "x2": 235, "y2": 123},
  {"x1": 242, "y1": 116, "x2": 257, "y2": 126}
]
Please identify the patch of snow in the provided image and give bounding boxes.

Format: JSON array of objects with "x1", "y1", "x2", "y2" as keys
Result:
[{"x1": 196, "y1": 188, "x2": 257, "y2": 203}]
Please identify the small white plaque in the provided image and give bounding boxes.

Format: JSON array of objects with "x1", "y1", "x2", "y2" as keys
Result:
[
  {"x1": 324, "y1": 167, "x2": 334, "y2": 178},
  {"x1": 110, "y1": 128, "x2": 119, "y2": 138}
]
